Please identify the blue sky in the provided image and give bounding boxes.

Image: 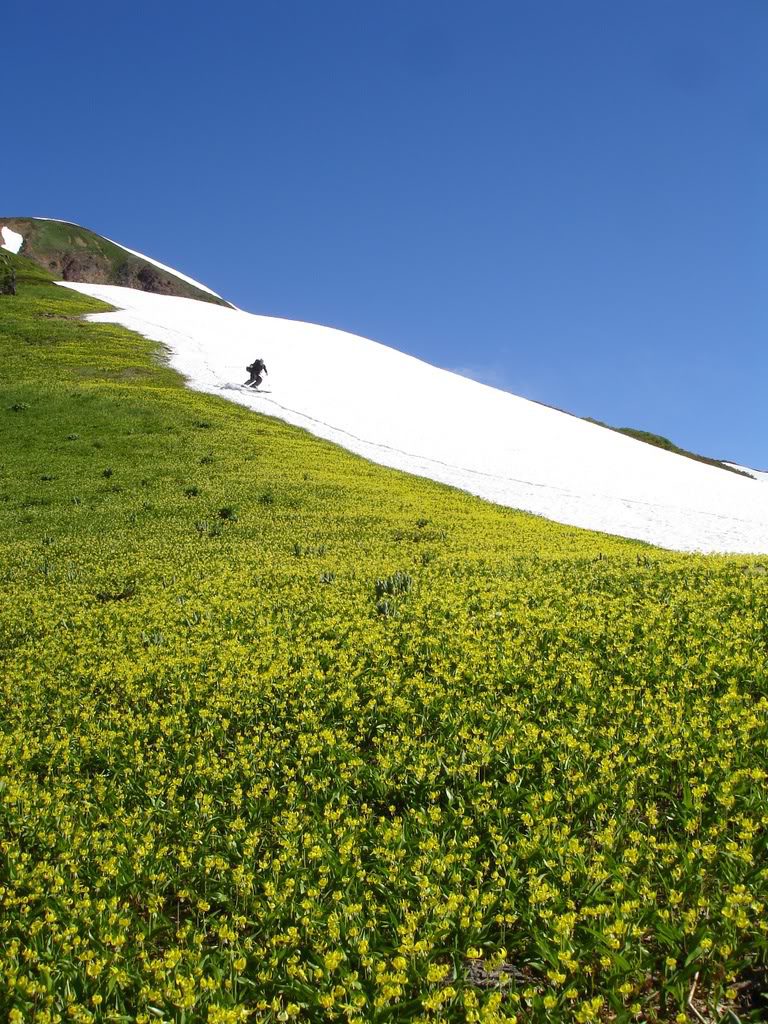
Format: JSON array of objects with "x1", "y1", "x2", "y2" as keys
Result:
[{"x1": 6, "y1": 1, "x2": 766, "y2": 466}]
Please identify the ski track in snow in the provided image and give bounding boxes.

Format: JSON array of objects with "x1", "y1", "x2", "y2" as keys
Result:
[
  {"x1": 58, "y1": 282, "x2": 768, "y2": 555},
  {"x1": 1, "y1": 225, "x2": 23, "y2": 254}
]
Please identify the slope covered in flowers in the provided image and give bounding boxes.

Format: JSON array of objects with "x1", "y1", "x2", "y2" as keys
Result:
[{"x1": 1, "y1": 255, "x2": 767, "y2": 1024}]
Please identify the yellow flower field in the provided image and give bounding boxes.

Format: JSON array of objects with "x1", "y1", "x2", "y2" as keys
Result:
[{"x1": 1, "y1": 255, "x2": 766, "y2": 1022}]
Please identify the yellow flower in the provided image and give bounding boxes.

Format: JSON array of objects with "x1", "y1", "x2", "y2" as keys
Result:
[{"x1": 427, "y1": 963, "x2": 450, "y2": 983}]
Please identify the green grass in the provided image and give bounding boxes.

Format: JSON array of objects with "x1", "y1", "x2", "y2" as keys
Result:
[{"x1": 1, "y1": 255, "x2": 767, "y2": 1024}]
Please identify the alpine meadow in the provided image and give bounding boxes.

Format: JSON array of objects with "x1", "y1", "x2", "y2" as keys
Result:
[{"x1": 2, "y1": 251, "x2": 768, "y2": 1024}]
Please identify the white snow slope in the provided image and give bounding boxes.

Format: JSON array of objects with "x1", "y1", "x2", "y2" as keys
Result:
[
  {"x1": 59, "y1": 282, "x2": 768, "y2": 555},
  {"x1": 1, "y1": 225, "x2": 23, "y2": 254}
]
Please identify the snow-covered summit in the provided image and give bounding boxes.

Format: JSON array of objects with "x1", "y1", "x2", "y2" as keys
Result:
[{"x1": 58, "y1": 281, "x2": 768, "y2": 555}]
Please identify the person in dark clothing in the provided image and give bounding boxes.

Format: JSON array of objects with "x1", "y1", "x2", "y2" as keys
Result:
[{"x1": 244, "y1": 358, "x2": 268, "y2": 388}]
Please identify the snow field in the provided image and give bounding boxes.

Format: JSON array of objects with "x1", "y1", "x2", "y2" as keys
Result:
[{"x1": 58, "y1": 282, "x2": 768, "y2": 554}]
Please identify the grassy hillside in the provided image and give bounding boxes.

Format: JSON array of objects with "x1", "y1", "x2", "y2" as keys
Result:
[
  {"x1": 1, "y1": 256, "x2": 767, "y2": 1024},
  {"x1": 1, "y1": 218, "x2": 231, "y2": 306}
]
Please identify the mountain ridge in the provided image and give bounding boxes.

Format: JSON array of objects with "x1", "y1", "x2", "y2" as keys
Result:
[{"x1": 0, "y1": 216, "x2": 234, "y2": 308}]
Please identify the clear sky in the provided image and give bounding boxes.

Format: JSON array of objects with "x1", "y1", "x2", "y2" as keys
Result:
[{"x1": 5, "y1": 1, "x2": 766, "y2": 467}]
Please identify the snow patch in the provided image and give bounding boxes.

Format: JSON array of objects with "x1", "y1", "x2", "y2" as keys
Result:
[
  {"x1": 1, "y1": 225, "x2": 23, "y2": 254},
  {"x1": 57, "y1": 282, "x2": 768, "y2": 555},
  {"x1": 725, "y1": 462, "x2": 768, "y2": 484}
]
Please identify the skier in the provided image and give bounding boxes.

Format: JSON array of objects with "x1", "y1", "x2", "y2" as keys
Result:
[{"x1": 244, "y1": 358, "x2": 268, "y2": 389}]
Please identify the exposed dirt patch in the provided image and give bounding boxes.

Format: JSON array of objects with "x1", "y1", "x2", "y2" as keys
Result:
[
  {"x1": 465, "y1": 957, "x2": 532, "y2": 992},
  {"x1": 43, "y1": 251, "x2": 112, "y2": 284},
  {"x1": 116, "y1": 261, "x2": 194, "y2": 296},
  {"x1": 35, "y1": 249, "x2": 196, "y2": 296}
]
